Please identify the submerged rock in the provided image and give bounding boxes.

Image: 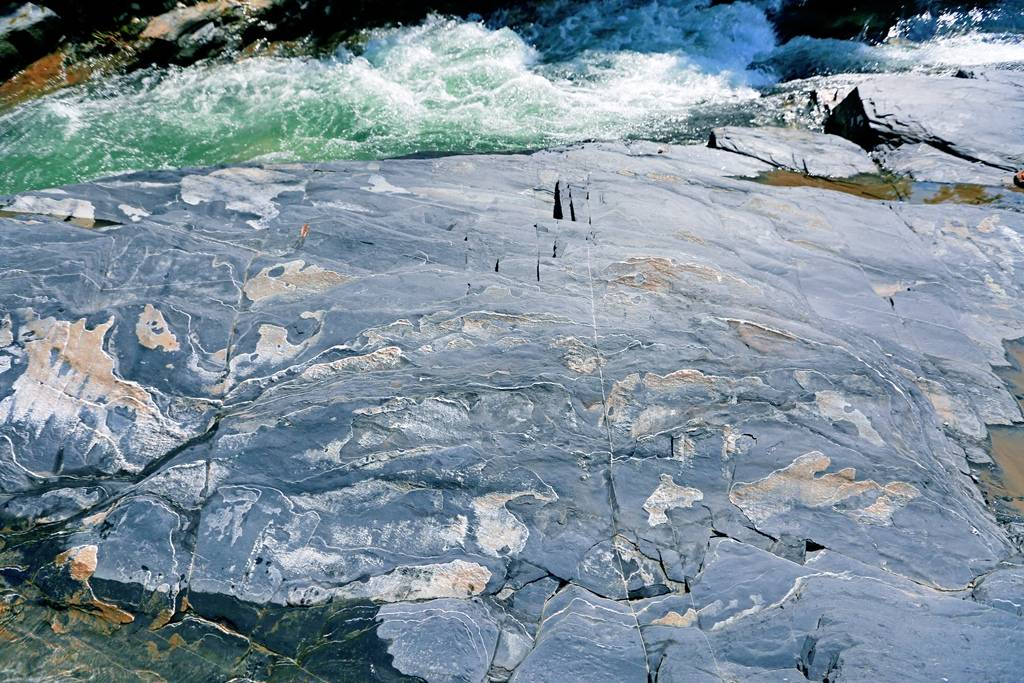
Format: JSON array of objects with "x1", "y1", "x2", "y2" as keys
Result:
[{"x1": 2, "y1": 75, "x2": 1024, "y2": 679}]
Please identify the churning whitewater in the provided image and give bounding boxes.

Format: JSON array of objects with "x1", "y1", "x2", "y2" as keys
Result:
[{"x1": 1, "y1": 0, "x2": 1023, "y2": 195}]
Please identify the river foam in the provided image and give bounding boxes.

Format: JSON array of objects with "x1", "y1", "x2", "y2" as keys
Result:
[{"x1": 1, "y1": 0, "x2": 1022, "y2": 194}]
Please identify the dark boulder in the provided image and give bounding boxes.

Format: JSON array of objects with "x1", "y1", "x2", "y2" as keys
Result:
[
  {"x1": 824, "y1": 72, "x2": 1024, "y2": 174},
  {"x1": 0, "y1": 3, "x2": 60, "y2": 80},
  {"x1": 768, "y1": 0, "x2": 1001, "y2": 42}
]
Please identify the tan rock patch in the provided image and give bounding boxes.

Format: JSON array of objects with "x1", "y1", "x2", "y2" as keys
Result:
[
  {"x1": 300, "y1": 346, "x2": 406, "y2": 382},
  {"x1": 606, "y1": 257, "x2": 679, "y2": 292},
  {"x1": 135, "y1": 304, "x2": 179, "y2": 352},
  {"x1": 0, "y1": 312, "x2": 185, "y2": 473},
  {"x1": 605, "y1": 367, "x2": 765, "y2": 432},
  {"x1": 458, "y1": 312, "x2": 560, "y2": 338},
  {"x1": 912, "y1": 375, "x2": 984, "y2": 439},
  {"x1": 605, "y1": 256, "x2": 748, "y2": 293},
  {"x1": 253, "y1": 324, "x2": 303, "y2": 362},
  {"x1": 728, "y1": 319, "x2": 799, "y2": 354},
  {"x1": 812, "y1": 391, "x2": 883, "y2": 446},
  {"x1": 643, "y1": 474, "x2": 704, "y2": 526},
  {"x1": 652, "y1": 608, "x2": 698, "y2": 627},
  {"x1": 552, "y1": 335, "x2": 602, "y2": 374},
  {"x1": 244, "y1": 260, "x2": 350, "y2": 302},
  {"x1": 730, "y1": 451, "x2": 919, "y2": 526},
  {"x1": 335, "y1": 559, "x2": 491, "y2": 603},
  {"x1": 230, "y1": 315, "x2": 323, "y2": 377},
  {"x1": 472, "y1": 490, "x2": 556, "y2": 557},
  {"x1": 55, "y1": 544, "x2": 98, "y2": 582}
]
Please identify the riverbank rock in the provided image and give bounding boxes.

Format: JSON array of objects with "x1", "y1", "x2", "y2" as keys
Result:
[
  {"x1": 824, "y1": 71, "x2": 1024, "y2": 184},
  {"x1": 138, "y1": 0, "x2": 292, "y2": 63},
  {"x1": 2, "y1": 81, "x2": 1024, "y2": 679},
  {"x1": 708, "y1": 126, "x2": 877, "y2": 177},
  {"x1": 0, "y1": 3, "x2": 60, "y2": 80}
]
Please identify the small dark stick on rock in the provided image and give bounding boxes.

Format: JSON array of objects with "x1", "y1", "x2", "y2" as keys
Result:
[{"x1": 1014, "y1": 170, "x2": 1024, "y2": 189}]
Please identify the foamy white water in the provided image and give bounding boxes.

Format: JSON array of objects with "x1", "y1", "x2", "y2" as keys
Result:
[{"x1": 1, "y1": 0, "x2": 1022, "y2": 194}]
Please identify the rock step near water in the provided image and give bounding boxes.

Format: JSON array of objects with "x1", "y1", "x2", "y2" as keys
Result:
[
  {"x1": 823, "y1": 70, "x2": 1024, "y2": 182},
  {"x1": 1, "y1": 70, "x2": 1024, "y2": 681}
]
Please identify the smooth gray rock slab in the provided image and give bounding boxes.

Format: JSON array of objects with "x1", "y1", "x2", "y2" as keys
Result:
[
  {"x1": 704, "y1": 548, "x2": 1024, "y2": 683},
  {"x1": 825, "y1": 72, "x2": 1024, "y2": 171},
  {"x1": 376, "y1": 598, "x2": 500, "y2": 683},
  {"x1": 510, "y1": 585, "x2": 648, "y2": 683},
  {"x1": 709, "y1": 126, "x2": 877, "y2": 177},
  {"x1": 2, "y1": 127, "x2": 1024, "y2": 680},
  {"x1": 876, "y1": 142, "x2": 1011, "y2": 185},
  {"x1": 974, "y1": 565, "x2": 1024, "y2": 617}
]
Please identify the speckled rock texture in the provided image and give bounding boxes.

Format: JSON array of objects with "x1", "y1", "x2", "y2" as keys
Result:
[{"x1": 2, "y1": 71, "x2": 1024, "y2": 682}]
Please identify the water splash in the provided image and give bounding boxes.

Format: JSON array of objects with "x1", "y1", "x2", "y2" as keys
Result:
[
  {"x1": 1, "y1": 6, "x2": 774, "y2": 194},
  {"x1": 1, "y1": 0, "x2": 1022, "y2": 195},
  {"x1": 763, "y1": 0, "x2": 1024, "y2": 78}
]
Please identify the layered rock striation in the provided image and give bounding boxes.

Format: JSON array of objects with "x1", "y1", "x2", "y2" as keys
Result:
[{"x1": 1, "y1": 70, "x2": 1024, "y2": 681}]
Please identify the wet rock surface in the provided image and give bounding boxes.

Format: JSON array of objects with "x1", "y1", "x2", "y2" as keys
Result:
[
  {"x1": 0, "y1": 3, "x2": 60, "y2": 80},
  {"x1": 2, "y1": 71, "x2": 1024, "y2": 681}
]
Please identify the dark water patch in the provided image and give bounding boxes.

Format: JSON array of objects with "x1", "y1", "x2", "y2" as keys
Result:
[
  {"x1": 917, "y1": 181, "x2": 995, "y2": 202},
  {"x1": 0, "y1": 524, "x2": 415, "y2": 681},
  {"x1": 921, "y1": 183, "x2": 999, "y2": 205},
  {"x1": 0, "y1": 582, "x2": 276, "y2": 681},
  {"x1": 910, "y1": 180, "x2": 1024, "y2": 208},
  {"x1": 745, "y1": 170, "x2": 1023, "y2": 206},
  {"x1": 0, "y1": 570, "x2": 417, "y2": 682},
  {"x1": 995, "y1": 340, "x2": 1024, "y2": 399},
  {"x1": 982, "y1": 427, "x2": 1024, "y2": 516},
  {"x1": 981, "y1": 339, "x2": 1024, "y2": 519},
  {"x1": 745, "y1": 170, "x2": 911, "y2": 200}
]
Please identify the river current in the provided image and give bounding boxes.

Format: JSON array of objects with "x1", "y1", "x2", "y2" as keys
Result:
[{"x1": 1, "y1": 0, "x2": 1023, "y2": 194}]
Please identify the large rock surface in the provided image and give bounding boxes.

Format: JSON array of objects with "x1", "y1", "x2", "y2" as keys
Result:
[
  {"x1": 2, "y1": 97, "x2": 1024, "y2": 679},
  {"x1": 708, "y1": 126, "x2": 877, "y2": 178},
  {"x1": 825, "y1": 71, "x2": 1024, "y2": 177}
]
